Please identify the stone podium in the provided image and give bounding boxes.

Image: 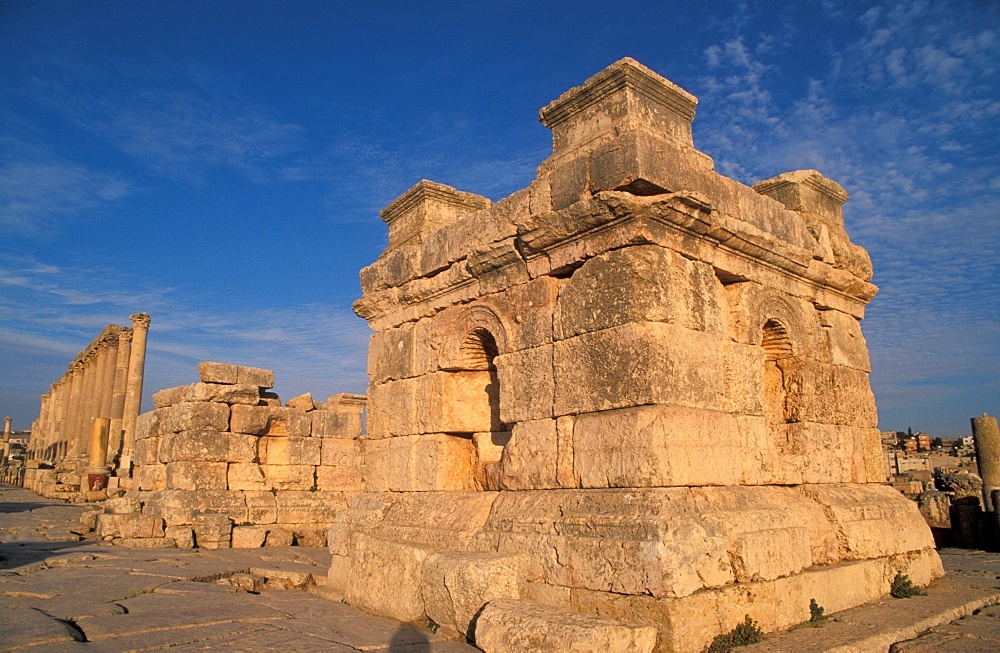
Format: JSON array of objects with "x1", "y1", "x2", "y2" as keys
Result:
[{"x1": 330, "y1": 59, "x2": 940, "y2": 652}]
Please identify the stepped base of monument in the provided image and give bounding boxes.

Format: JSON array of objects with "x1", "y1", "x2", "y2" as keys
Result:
[{"x1": 327, "y1": 484, "x2": 942, "y2": 652}]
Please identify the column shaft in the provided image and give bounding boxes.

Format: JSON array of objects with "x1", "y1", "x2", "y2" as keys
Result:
[
  {"x1": 973, "y1": 413, "x2": 1000, "y2": 512},
  {"x1": 120, "y1": 313, "x2": 150, "y2": 473}
]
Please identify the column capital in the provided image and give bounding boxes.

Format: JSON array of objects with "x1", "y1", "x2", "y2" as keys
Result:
[{"x1": 129, "y1": 312, "x2": 151, "y2": 329}]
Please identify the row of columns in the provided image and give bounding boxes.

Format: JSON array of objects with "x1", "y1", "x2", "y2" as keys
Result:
[{"x1": 27, "y1": 313, "x2": 150, "y2": 477}]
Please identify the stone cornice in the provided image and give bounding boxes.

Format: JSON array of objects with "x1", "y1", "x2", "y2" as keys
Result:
[{"x1": 539, "y1": 57, "x2": 697, "y2": 129}]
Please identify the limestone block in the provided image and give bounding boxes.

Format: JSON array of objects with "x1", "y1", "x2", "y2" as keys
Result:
[
  {"x1": 259, "y1": 391, "x2": 281, "y2": 406},
  {"x1": 96, "y1": 513, "x2": 165, "y2": 539},
  {"x1": 555, "y1": 244, "x2": 724, "y2": 340},
  {"x1": 345, "y1": 533, "x2": 430, "y2": 623},
  {"x1": 473, "y1": 276, "x2": 559, "y2": 351},
  {"x1": 360, "y1": 243, "x2": 419, "y2": 293},
  {"x1": 152, "y1": 386, "x2": 186, "y2": 409},
  {"x1": 818, "y1": 309, "x2": 871, "y2": 372},
  {"x1": 136, "y1": 463, "x2": 166, "y2": 491},
  {"x1": 474, "y1": 598, "x2": 657, "y2": 653},
  {"x1": 363, "y1": 434, "x2": 477, "y2": 492},
  {"x1": 367, "y1": 491, "x2": 498, "y2": 551},
  {"x1": 368, "y1": 319, "x2": 438, "y2": 384},
  {"x1": 321, "y1": 438, "x2": 360, "y2": 467},
  {"x1": 495, "y1": 345, "x2": 553, "y2": 424},
  {"x1": 135, "y1": 437, "x2": 161, "y2": 465},
  {"x1": 104, "y1": 496, "x2": 142, "y2": 514},
  {"x1": 468, "y1": 238, "x2": 530, "y2": 295},
  {"x1": 260, "y1": 464, "x2": 316, "y2": 491},
  {"x1": 229, "y1": 405, "x2": 310, "y2": 437},
  {"x1": 421, "y1": 551, "x2": 528, "y2": 638},
  {"x1": 146, "y1": 489, "x2": 249, "y2": 526},
  {"x1": 228, "y1": 462, "x2": 267, "y2": 491},
  {"x1": 198, "y1": 361, "x2": 239, "y2": 384},
  {"x1": 316, "y1": 465, "x2": 364, "y2": 492},
  {"x1": 265, "y1": 527, "x2": 294, "y2": 546},
  {"x1": 572, "y1": 405, "x2": 741, "y2": 488},
  {"x1": 862, "y1": 427, "x2": 886, "y2": 483},
  {"x1": 159, "y1": 401, "x2": 230, "y2": 434},
  {"x1": 244, "y1": 490, "x2": 278, "y2": 523},
  {"x1": 231, "y1": 525, "x2": 268, "y2": 548},
  {"x1": 286, "y1": 392, "x2": 314, "y2": 411},
  {"x1": 499, "y1": 419, "x2": 558, "y2": 490},
  {"x1": 165, "y1": 461, "x2": 228, "y2": 490},
  {"x1": 417, "y1": 371, "x2": 500, "y2": 435},
  {"x1": 275, "y1": 490, "x2": 350, "y2": 524},
  {"x1": 784, "y1": 362, "x2": 877, "y2": 428},
  {"x1": 198, "y1": 361, "x2": 274, "y2": 388},
  {"x1": 418, "y1": 191, "x2": 518, "y2": 278},
  {"x1": 182, "y1": 382, "x2": 261, "y2": 405},
  {"x1": 258, "y1": 435, "x2": 321, "y2": 466},
  {"x1": 192, "y1": 513, "x2": 232, "y2": 549},
  {"x1": 798, "y1": 484, "x2": 936, "y2": 559},
  {"x1": 481, "y1": 489, "x2": 733, "y2": 598},
  {"x1": 135, "y1": 408, "x2": 164, "y2": 440},
  {"x1": 553, "y1": 322, "x2": 725, "y2": 416},
  {"x1": 290, "y1": 525, "x2": 328, "y2": 547},
  {"x1": 311, "y1": 409, "x2": 362, "y2": 439},
  {"x1": 366, "y1": 377, "x2": 420, "y2": 438},
  {"x1": 693, "y1": 486, "x2": 819, "y2": 582},
  {"x1": 721, "y1": 341, "x2": 765, "y2": 415},
  {"x1": 165, "y1": 524, "x2": 195, "y2": 548},
  {"x1": 158, "y1": 430, "x2": 229, "y2": 463},
  {"x1": 326, "y1": 492, "x2": 399, "y2": 557},
  {"x1": 228, "y1": 432, "x2": 259, "y2": 463}
]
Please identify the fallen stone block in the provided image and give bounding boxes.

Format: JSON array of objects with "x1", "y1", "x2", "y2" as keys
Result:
[{"x1": 96, "y1": 513, "x2": 165, "y2": 539}]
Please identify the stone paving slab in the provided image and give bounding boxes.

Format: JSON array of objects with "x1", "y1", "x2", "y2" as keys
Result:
[{"x1": 1, "y1": 484, "x2": 477, "y2": 653}]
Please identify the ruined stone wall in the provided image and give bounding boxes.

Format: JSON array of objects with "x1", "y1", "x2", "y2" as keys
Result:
[
  {"x1": 332, "y1": 59, "x2": 940, "y2": 652},
  {"x1": 95, "y1": 362, "x2": 365, "y2": 548}
]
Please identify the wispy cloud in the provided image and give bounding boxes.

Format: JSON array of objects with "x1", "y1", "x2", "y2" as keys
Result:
[
  {"x1": 692, "y1": 0, "x2": 1000, "y2": 432},
  {"x1": 29, "y1": 62, "x2": 305, "y2": 184}
]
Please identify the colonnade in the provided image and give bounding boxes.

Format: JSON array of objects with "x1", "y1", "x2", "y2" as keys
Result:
[{"x1": 27, "y1": 313, "x2": 150, "y2": 477}]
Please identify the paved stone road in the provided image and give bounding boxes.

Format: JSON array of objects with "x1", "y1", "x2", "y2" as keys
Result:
[{"x1": 0, "y1": 485, "x2": 475, "y2": 652}]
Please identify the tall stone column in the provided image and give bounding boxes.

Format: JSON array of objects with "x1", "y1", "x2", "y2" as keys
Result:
[
  {"x1": 2, "y1": 416, "x2": 11, "y2": 465},
  {"x1": 108, "y1": 327, "x2": 132, "y2": 466},
  {"x1": 120, "y1": 313, "x2": 150, "y2": 474},
  {"x1": 96, "y1": 339, "x2": 116, "y2": 419},
  {"x1": 973, "y1": 413, "x2": 1000, "y2": 512},
  {"x1": 50, "y1": 379, "x2": 68, "y2": 461},
  {"x1": 63, "y1": 364, "x2": 84, "y2": 462},
  {"x1": 73, "y1": 352, "x2": 99, "y2": 460}
]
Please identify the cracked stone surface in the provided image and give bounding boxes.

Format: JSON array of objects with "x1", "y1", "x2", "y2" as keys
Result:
[{"x1": 1, "y1": 485, "x2": 475, "y2": 652}]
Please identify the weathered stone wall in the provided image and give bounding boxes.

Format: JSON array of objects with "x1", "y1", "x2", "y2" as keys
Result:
[
  {"x1": 94, "y1": 362, "x2": 365, "y2": 548},
  {"x1": 336, "y1": 58, "x2": 941, "y2": 652}
]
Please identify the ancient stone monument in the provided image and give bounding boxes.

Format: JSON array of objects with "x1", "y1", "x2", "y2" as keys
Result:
[
  {"x1": 22, "y1": 315, "x2": 150, "y2": 500},
  {"x1": 328, "y1": 58, "x2": 941, "y2": 651},
  {"x1": 92, "y1": 362, "x2": 367, "y2": 548}
]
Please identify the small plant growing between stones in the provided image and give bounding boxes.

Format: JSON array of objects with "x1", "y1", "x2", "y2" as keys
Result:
[
  {"x1": 707, "y1": 614, "x2": 763, "y2": 652},
  {"x1": 890, "y1": 572, "x2": 926, "y2": 598},
  {"x1": 809, "y1": 598, "x2": 826, "y2": 624}
]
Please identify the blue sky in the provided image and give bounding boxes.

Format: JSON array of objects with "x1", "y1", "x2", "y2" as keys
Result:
[{"x1": 1, "y1": 1, "x2": 997, "y2": 436}]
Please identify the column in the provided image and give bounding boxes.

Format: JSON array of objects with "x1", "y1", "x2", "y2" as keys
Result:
[
  {"x1": 120, "y1": 312, "x2": 150, "y2": 474},
  {"x1": 73, "y1": 351, "x2": 99, "y2": 459},
  {"x1": 63, "y1": 364, "x2": 84, "y2": 462},
  {"x1": 108, "y1": 327, "x2": 132, "y2": 466},
  {"x1": 2, "y1": 416, "x2": 11, "y2": 465},
  {"x1": 49, "y1": 379, "x2": 67, "y2": 461},
  {"x1": 973, "y1": 413, "x2": 1000, "y2": 512}
]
